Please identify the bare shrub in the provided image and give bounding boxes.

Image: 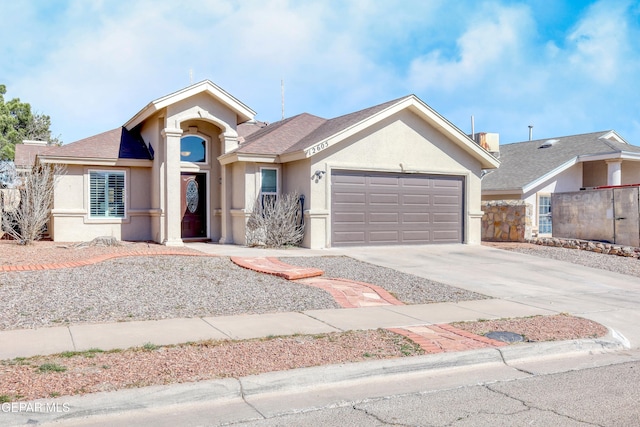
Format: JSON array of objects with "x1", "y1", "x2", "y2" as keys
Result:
[
  {"x1": 246, "y1": 192, "x2": 305, "y2": 247},
  {"x1": 1, "y1": 163, "x2": 65, "y2": 244}
]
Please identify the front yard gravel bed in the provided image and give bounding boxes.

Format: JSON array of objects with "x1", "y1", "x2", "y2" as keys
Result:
[
  {"x1": 282, "y1": 256, "x2": 488, "y2": 304},
  {"x1": 486, "y1": 242, "x2": 640, "y2": 278},
  {"x1": 0, "y1": 257, "x2": 340, "y2": 330}
]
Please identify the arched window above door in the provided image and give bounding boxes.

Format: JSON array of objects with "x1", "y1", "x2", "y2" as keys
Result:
[{"x1": 180, "y1": 135, "x2": 207, "y2": 163}]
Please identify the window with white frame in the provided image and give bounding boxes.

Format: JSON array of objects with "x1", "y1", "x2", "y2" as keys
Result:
[
  {"x1": 260, "y1": 168, "x2": 278, "y2": 208},
  {"x1": 89, "y1": 171, "x2": 125, "y2": 218},
  {"x1": 538, "y1": 194, "x2": 552, "y2": 235}
]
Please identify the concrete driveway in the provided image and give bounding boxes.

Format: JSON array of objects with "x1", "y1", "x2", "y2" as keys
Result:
[
  {"x1": 335, "y1": 244, "x2": 640, "y2": 348},
  {"x1": 190, "y1": 242, "x2": 640, "y2": 348}
]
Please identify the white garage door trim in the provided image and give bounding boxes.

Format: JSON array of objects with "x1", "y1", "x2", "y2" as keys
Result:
[{"x1": 331, "y1": 170, "x2": 464, "y2": 246}]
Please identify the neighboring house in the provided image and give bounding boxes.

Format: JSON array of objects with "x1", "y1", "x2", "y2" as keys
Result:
[
  {"x1": 481, "y1": 130, "x2": 640, "y2": 236},
  {"x1": 15, "y1": 80, "x2": 499, "y2": 248}
]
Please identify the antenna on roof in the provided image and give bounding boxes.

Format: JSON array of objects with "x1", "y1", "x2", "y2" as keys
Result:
[{"x1": 281, "y1": 79, "x2": 285, "y2": 120}]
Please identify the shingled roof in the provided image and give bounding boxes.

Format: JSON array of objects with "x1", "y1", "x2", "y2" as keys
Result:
[
  {"x1": 236, "y1": 96, "x2": 409, "y2": 156},
  {"x1": 482, "y1": 130, "x2": 640, "y2": 192},
  {"x1": 36, "y1": 127, "x2": 153, "y2": 162}
]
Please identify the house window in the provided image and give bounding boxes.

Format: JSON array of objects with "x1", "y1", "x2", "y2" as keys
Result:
[
  {"x1": 90, "y1": 171, "x2": 125, "y2": 218},
  {"x1": 260, "y1": 168, "x2": 278, "y2": 208},
  {"x1": 180, "y1": 135, "x2": 206, "y2": 163},
  {"x1": 538, "y1": 194, "x2": 552, "y2": 235}
]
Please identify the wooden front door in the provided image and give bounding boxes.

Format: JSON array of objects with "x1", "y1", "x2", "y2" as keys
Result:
[{"x1": 181, "y1": 173, "x2": 207, "y2": 238}]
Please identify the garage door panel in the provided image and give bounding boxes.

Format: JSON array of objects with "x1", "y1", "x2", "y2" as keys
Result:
[
  {"x1": 332, "y1": 171, "x2": 463, "y2": 246},
  {"x1": 369, "y1": 175, "x2": 399, "y2": 186},
  {"x1": 402, "y1": 231, "x2": 431, "y2": 241},
  {"x1": 433, "y1": 178, "x2": 462, "y2": 188},
  {"x1": 402, "y1": 194, "x2": 430, "y2": 205},
  {"x1": 402, "y1": 213, "x2": 430, "y2": 223},
  {"x1": 433, "y1": 195, "x2": 461, "y2": 205},
  {"x1": 369, "y1": 231, "x2": 400, "y2": 243},
  {"x1": 369, "y1": 212, "x2": 400, "y2": 223},
  {"x1": 433, "y1": 230, "x2": 461, "y2": 242},
  {"x1": 333, "y1": 191, "x2": 366, "y2": 203},
  {"x1": 369, "y1": 193, "x2": 399, "y2": 204},
  {"x1": 433, "y1": 213, "x2": 461, "y2": 224},
  {"x1": 333, "y1": 231, "x2": 366, "y2": 244},
  {"x1": 333, "y1": 212, "x2": 366, "y2": 224},
  {"x1": 334, "y1": 174, "x2": 367, "y2": 186}
]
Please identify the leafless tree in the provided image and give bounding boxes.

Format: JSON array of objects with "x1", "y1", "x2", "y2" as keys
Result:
[
  {"x1": 246, "y1": 192, "x2": 305, "y2": 247},
  {"x1": 1, "y1": 162, "x2": 65, "y2": 244}
]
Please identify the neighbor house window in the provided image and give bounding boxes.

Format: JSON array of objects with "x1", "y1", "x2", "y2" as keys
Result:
[
  {"x1": 260, "y1": 168, "x2": 278, "y2": 208},
  {"x1": 538, "y1": 194, "x2": 552, "y2": 235},
  {"x1": 90, "y1": 171, "x2": 125, "y2": 218},
  {"x1": 180, "y1": 135, "x2": 206, "y2": 163}
]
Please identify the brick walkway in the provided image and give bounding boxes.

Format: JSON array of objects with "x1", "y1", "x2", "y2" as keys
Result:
[
  {"x1": 387, "y1": 324, "x2": 508, "y2": 354},
  {"x1": 295, "y1": 277, "x2": 404, "y2": 308}
]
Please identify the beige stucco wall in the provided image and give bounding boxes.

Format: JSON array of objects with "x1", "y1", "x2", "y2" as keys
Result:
[
  {"x1": 583, "y1": 160, "x2": 607, "y2": 188},
  {"x1": 51, "y1": 165, "x2": 153, "y2": 242},
  {"x1": 622, "y1": 161, "x2": 640, "y2": 185},
  {"x1": 282, "y1": 159, "x2": 314, "y2": 247},
  {"x1": 306, "y1": 109, "x2": 485, "y2": 248}
]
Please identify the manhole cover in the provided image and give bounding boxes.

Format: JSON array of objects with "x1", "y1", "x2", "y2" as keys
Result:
[{"x1": 486, "y1": 331, "x2": 524, "y2": 343}]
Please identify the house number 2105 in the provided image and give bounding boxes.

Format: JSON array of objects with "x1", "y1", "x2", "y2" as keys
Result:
[{"x1": 305, "y1": 141, "x2": 329, "y2": 156}]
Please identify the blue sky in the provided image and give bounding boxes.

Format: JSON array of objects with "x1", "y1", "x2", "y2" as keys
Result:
[{"x1": 1, "y1": 0, "x2": 639, "y2": 146}]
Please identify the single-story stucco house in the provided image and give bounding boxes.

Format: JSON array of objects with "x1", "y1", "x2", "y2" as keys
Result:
[
  {"x1": 481, "y1": 130, "x2": 640, "y2": 236},
  {"x1": 16, "y1": 80, "x2": 499, "y2": 248}
]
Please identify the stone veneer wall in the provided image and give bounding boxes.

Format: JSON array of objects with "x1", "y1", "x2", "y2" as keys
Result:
[{"x1": 481, "y1": 200, "x2": 532, "y2": 242}]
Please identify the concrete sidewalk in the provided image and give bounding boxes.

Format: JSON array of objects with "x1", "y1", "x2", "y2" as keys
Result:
[{"x1": 0, "y1": 299, "x2": 557, "y2": 360}]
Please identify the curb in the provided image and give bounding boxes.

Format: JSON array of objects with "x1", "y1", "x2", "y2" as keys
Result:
[{"x1": 2, "y1": 338, "x2": 626, "y2": 426}]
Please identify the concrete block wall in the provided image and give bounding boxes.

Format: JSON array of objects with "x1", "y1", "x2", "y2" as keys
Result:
[{"x1": 481, "y1": 200, "x2": 532, "y2": 242}]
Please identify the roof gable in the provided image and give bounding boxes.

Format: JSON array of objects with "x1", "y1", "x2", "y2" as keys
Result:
[
  {"x1": 482, "y1": 130, "x2": 640, "y2": 193},
  {"x1": 125, "y1": 80, "x2": 256, "y2": 131},
  {"x1": 227, "y1": 95, "x2": 500, "y2": 169}
]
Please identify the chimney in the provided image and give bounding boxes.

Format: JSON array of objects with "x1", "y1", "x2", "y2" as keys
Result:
[{"x1": 528, "y1": 125, "x2": 533, "y2": 141}]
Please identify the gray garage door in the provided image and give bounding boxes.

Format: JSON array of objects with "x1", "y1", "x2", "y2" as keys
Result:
[{"x1": 331, "y1": 171, "x2": 464, "y2": 246}]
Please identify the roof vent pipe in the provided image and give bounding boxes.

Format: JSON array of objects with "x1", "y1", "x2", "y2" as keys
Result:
[
  {"x1": 471, "y1": 115, "x2": 475, "y2": 140},
  {"x1": 528, "y1": 125, "x2": 533, "y2": 141}
]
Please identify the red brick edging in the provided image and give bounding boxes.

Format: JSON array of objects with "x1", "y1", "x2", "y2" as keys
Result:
[
  {"x1": 0, "y1": 251, "x2": 216, "y2": 272},
  {"x1": 230, "y1": 257, "x2": 323, "y2": 280}
]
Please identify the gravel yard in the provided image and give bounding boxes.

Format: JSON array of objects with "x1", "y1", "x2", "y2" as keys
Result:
[
  {"x1": 483, "y1": 242, "x2": 640, "y2": 278},
  {"x1": 282, "y1": 256, "x2": 487, "y2": 303},
  {"x1": 0, "y1": 256, "x2": 339, "y2": 330}
]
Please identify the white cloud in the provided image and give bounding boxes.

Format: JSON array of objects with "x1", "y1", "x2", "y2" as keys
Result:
[
  {"x1": 407, "y1": 4, "x2": 535, "y2": 92},
  {"x1": 565, "y1": 1, "x2": 631, "y2": 84},
  {"x1": 2, "y1": 0, "x2": 640, "y2": 147}
]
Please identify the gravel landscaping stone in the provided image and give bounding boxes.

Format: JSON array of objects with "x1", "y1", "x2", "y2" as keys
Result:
[
  {"x1": 282, "y1": 256, "x2": 488, "y2": 304},
  {"x1": 484, "y1": 242, "x2": 640, "y2": 278},
  {"x1": 0, "y1": 256, "x2": 340, "y2": 330}
]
